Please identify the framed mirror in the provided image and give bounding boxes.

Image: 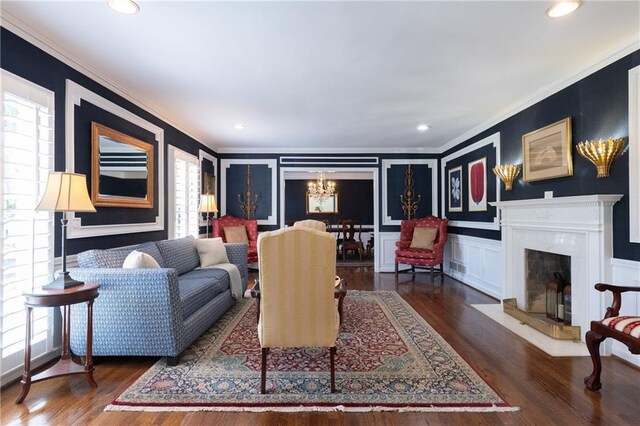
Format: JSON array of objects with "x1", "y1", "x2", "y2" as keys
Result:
[
  {"x1": 306, "y1": 192, "x2": 339, "y2": 214},
  {"x1": 91, "y1": 122, "x2": 154, "y2": 208}
]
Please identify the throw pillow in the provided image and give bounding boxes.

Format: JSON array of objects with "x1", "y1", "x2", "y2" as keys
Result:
[
  {"x1": 410, "y1": 227, "x2": 438, "y2": 250},
  {"x1": 196, "y1": 237, "x2": 229, "y2": 268},
  {"x1": 224, "y1": 226, "x2": 248, "y2": 244},
  {"x1": 122, "y1": 250, "x2": 161, "y2": 269}
]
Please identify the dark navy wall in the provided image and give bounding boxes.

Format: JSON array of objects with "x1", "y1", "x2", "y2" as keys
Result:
[
  {"x1": 1, "y1": 27, "x2": 218, "y2": 255},
  {"x1": 284, "y1": 179, "x2": 374, "y2": 225},
  {"x1": 442, "y1": 51, "x2": 640, "y2": 261}
]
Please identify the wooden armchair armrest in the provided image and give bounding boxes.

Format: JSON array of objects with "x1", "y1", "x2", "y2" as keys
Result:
[{"x1": 594, "y1": 283, "x2": 640, "y2": 319}]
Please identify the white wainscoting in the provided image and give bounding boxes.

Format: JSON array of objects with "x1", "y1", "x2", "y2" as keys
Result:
[
  {"x1": 609, "y1": 258, "x2": 640, "y2": 367},
  {"x1": 378, "y1": 232, "x2": 401, "y2": 273},
  {"x1": 444, "y1": 234, "x2": 502, "y2": 299}
]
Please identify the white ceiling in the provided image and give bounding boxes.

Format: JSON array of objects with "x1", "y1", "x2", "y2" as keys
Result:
[{"x1": 2, "y1": 1, "x2": 639, "y2": 153}]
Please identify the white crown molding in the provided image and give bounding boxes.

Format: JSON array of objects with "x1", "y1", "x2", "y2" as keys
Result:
[
  {"x1": 0, "y1": 11, "x2": 213, "y2": 151},
  {"x1": 381, "y1": 159, "x2": 438, "y2": 226},
  {"x1": 439, "y1": 36, "x2": 640, "y2": 154}
]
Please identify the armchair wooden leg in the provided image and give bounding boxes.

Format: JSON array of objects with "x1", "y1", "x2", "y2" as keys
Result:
[
  {"x1": 330, "y1": 346, "x2": 336, "y2": 393},
  {"x1": 430, "y1": 266, "x2": 435, "y2": 281},
  {"x1": 395, "y1": 262, "x2": 398, "y2": 278},
  {"x1": 440, "y1": 263, "x2": 445, "y2": 282},
  {"x1": 261, "y1": 348, "x2": 269, "y2": 394},
  {"x1": 584, "y1": 330, "x2": 606, "y2": 391}
]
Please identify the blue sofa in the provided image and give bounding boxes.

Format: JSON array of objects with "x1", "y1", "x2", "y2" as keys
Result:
[{"x1": 68, "y1": 236, "x2": 247, "y2": 365}]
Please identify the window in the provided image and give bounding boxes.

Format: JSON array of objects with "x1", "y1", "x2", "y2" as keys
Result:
[
  {"x1": 1, "y1": 70, "x2": 56, "y2": 380},
  {"x1": 168, "y1": 146, "x2": 200, "y2": 239}
]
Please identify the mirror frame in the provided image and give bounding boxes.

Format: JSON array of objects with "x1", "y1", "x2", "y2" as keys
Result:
[
  {"x1": 306, "y1": 192, "x2": 339, "y2": 214},
  {"x1": 91, "y1": 122, "x2": 154, "y2": 208}
]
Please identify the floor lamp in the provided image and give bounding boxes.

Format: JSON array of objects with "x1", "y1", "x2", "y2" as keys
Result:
[
  {"x1": 199, "y1": 194, "x2": 218, "y2": 238},
  {"x1": 36, "y1": 172, "x2": 96, "y2": 289}
]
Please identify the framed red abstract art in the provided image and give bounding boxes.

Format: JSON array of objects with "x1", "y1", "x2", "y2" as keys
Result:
[{"x1": 468, "y1": 157, "x2": 487, "y2": 212}]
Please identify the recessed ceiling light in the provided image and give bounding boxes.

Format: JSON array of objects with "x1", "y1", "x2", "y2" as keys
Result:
[
  {"x1": 417, "y1": 124, "x2": 430, "y2": 132},
  {"x1": 234, "y1": 124, "x2": 246, "y2": 130},
  {"x1": 546, "y1": 1, "x2": 581, "y2": 18},
  {"x1": 108, "y1": 0, "x2": 140, "y2": 15}
]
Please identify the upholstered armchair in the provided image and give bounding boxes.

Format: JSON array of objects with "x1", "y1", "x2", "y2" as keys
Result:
[
  {"x1": 256, "y1": 227, "x2": 340, "y2": 393},
  {"x1": 395, "y1": 216, "x2": 449, "y2": 281},
  {"x1": 212, "y1": 214, "x2": 258, "y2": 263},
  {"x1": 293, "y1": 219, "x2": 328, "y2": 231},
  {"x1": 584, "y1": 283, "x2": 640, "y2": 391}
]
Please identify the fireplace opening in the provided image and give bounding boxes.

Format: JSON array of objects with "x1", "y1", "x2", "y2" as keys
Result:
[{"x1": 525, "y1": 249, "x2": 571, "y2": 313}]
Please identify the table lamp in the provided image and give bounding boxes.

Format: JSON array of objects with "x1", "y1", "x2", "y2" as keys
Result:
[
  {"x1": 199, "y1": 194, "x2": 218, "y2": 238},
  {"x1": 36, "y1": 172, "x2": 96, "y2": 289}
]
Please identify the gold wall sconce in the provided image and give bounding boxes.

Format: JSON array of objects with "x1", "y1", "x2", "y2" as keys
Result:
[
  {"x1": 492, "y1": 164, "x2": 520, "y2": 190},
  {"x1": 576, "y1": 137, "x2": 625, "y2": 178}
]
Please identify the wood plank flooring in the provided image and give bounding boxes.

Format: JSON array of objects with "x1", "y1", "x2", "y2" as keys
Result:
[{"x1": 2, "y1": 267, "x2": 639, "y2": 425}]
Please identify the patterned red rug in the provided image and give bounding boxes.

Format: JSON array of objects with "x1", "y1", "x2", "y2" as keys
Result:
[{"x1": 106, "y1": 291, "x2": 517, "y2": 412}]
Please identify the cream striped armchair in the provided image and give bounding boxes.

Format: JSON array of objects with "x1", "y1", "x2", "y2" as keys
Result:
[{"x1": 256, "y1": 226, "x2": 339, "y2": 393}]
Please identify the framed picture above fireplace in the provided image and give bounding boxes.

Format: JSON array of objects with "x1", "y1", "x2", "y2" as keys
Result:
[{"x1": 522, "y1": 117, "x2": 573, "y2": 182}]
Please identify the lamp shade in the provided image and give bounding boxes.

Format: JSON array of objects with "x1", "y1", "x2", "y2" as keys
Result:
[
  {"x1": 36, "y1": 172, "x2": 96, "y2": 212},
  {"x1": 198, "y1": 194, "x2": 218, "y2": 213}
]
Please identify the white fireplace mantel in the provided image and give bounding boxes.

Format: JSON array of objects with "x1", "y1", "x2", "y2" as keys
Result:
[{"x1": 490, "y1": 194, "x2": 623, "y2": 343}]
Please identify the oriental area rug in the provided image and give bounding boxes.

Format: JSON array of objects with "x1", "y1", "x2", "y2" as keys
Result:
[{"x1": 106, "y1": 291, "x2": 517, "y2": 413}]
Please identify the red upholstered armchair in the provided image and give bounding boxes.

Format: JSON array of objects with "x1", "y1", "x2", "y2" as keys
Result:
[
  {"x1": 395, "y1": 216, "x2": 449, "y2": 281},
  {"x1": 212, "y1": 215, "x2": 258, "y2": 263}
]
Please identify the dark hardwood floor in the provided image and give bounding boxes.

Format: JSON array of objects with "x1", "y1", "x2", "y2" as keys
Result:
[{"x1": 2, "y1": 267, "x2": 639, "y2": 425}]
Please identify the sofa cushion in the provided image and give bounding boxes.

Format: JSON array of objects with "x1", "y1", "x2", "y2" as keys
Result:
[
  {"x1": 196, "y1": 238, "x2": 229, "y2": 267},
  {"x1": 157, "y1": 235, "x2": 200, "y2": 275},
  {"x1": 76, "y1": 248, "x2": 133, "y2": 268},
  {"x1": 395, "y1": 247, "x2": 437, "y2": 260},
  {"x1": 178, "y1": 269, "x2": 231, "y2": 319},
  {"x1": 122, "y1": 250, "x2": 161, "y2": 269},
  {"x1": 135, "y1": 242, "x2": 165, "y2": 267}
]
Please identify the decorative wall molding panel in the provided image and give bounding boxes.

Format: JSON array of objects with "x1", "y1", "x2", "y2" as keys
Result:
[
  {"x1": 65, "y1": 80, "x2": 165, "y2": 238},
  {"x1": 381, "y1": 159, "x2": 438, "y2": 225},
  {"x1": 279, "y1": 156, "x2": 379, "y2": 166},
  {"x1": 629, "y1": 65, "x2": 640, "y2": 243},
  {"x1": 443, "y1": 234, "x2": 502, "y2": 299},
  {"x1": 441, "y1": 132, "x2": 501, "y2": 230},
  {"x1": 220, "y1": 159, "x2": 277, "y2": 225}
]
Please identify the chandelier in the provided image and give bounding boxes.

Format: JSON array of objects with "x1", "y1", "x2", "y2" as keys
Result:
[{"x1": 307, "y1": 171, "x2": 335, "y2": 202}]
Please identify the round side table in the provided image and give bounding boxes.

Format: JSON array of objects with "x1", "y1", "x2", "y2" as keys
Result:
[{"x1": 15, "y1": 283, "x2": 99, "y2": 404}]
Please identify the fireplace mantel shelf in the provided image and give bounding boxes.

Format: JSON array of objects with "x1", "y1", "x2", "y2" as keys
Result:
[{"x1": 490, "y1": 194, "x2": 623, "y2": 209}]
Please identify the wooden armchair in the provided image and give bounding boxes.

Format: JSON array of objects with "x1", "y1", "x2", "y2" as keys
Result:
[
  {"x1": 211, "y1": 214, "x2": 258, "y2": 263},
  {"x1": 256, "y1": 227, "x2": 340, "y2": 394},
  {"x1": 584, "y1": 283, "x2": 640, "y2": 391},
  {"x1": 395, "y1": 216, "x2": 448, "y2": 281},
  {"x1": 340, "y1": 220, "x2": 364, "y2": 261}
]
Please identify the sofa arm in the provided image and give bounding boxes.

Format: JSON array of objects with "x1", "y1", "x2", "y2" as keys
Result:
[
  {"x1": 396, "y1": 241, "x2": 410, "y2": 250},
  {"x1": 68, "y1": 268, "x2": 186, "y2": 356},
  {"x1": 224, "y1": 243, "x2": 248, "y2": 292}
]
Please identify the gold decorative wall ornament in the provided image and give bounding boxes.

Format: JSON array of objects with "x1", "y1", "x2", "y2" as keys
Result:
[
  {"x1": 400, "y1": 164, "x2": 421, "y2": 219},
  {"x1": 576, "y1": 137, "x2": 625, "y2": 178},
  {"x1": 492, "y1": 164, "x2": 521, "y2": 191},
  {"x1": 238, "y1": 165, "x2": 258, "y2": 219}
]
